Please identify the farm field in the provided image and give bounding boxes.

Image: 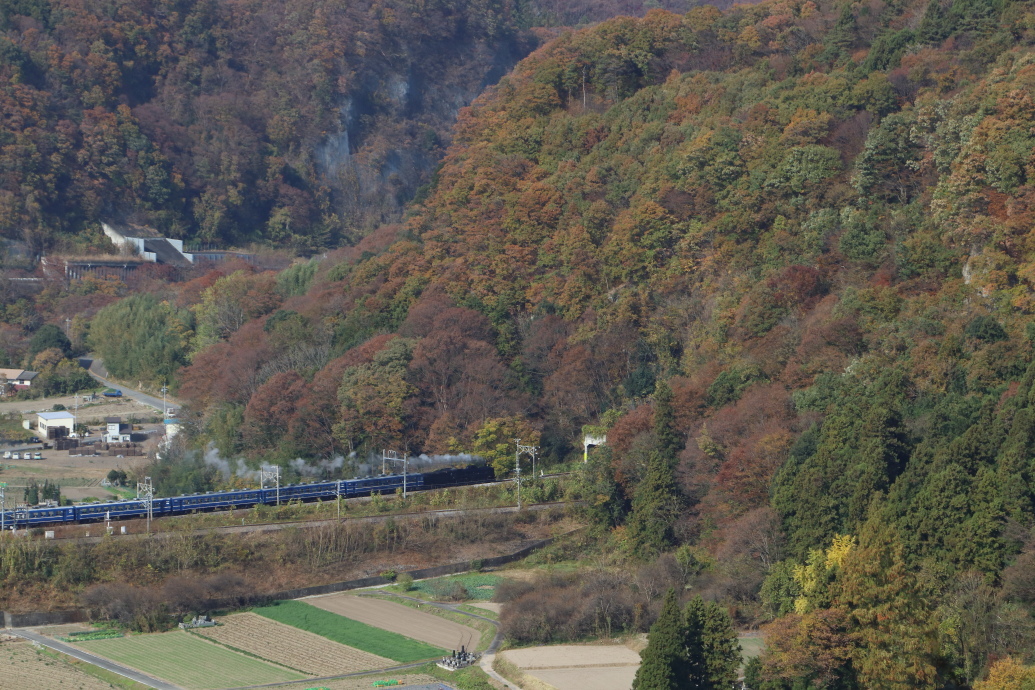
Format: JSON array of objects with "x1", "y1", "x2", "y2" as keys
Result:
[
  {"x1": 465, "y1": 602, "x2": 502, "y2": 615},
  {"x1": 194, "y1": 612, "x2": 393, "y2": 676},
  {"x1": 308, "y1": 593, "x2": 482, "y2": 650},
  {"x1": 500, "y1": 644, "x2": 641, "y2": 690},
  {"x1": 253, "y1": 600, "x2": 446, "y2": 663},
  {"x1": 0, "y1": 637, "x2": 116, "y2": 690},
  {"x1": 273, "y1": 673, "x2": 443, "y2": 689},
  {"x1": 76, "y1": 630, "x2": 303, "y2": 689},
  {"x1": 410, "y1": 573, "x2": 503, "y2": 600}
]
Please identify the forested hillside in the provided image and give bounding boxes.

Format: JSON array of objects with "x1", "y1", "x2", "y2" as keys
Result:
[
  {"x1": 145, "y1": 0, "x2": 1035, "y2": 683},
  {"x1": 0, "y1": 0, "x2": 541, "y2": 253},
  {"x1": 0, "y1": 0, "x2": 732, "y2": 254},
  {"x1": 7, "y1": 0, "x2": 1035, "y2": 683}
]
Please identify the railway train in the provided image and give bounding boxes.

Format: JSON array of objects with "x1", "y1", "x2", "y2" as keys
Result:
[{"x1": 0, "y1": 464, "x2": 497, "y2": 530}]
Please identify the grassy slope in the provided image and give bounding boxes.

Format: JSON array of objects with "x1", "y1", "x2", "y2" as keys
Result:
[{"x1": 252, "y1": 600, "x2": 447, "y2": 663}]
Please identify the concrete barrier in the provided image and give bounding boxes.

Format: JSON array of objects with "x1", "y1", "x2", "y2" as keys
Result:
[{"x1": 4, "y1": 609, "x2": 87, "y2": 628}]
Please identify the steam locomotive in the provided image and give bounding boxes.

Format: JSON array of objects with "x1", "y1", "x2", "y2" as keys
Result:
[{"x1": 0, "y1": 464, "x2": 497, "y2": 530}]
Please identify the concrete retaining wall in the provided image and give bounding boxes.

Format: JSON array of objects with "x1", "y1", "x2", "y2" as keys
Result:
[{"x1": 4, "y1": 609, "x2": 87, "y2": 628}]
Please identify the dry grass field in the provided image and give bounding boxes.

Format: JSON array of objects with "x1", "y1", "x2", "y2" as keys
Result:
[
  {"x1": 308, "y1": 593, "x2": 481, "y2": 650},
  {"x1": 0, "y1": 636, "x2": 117, "y2": 690},
  {"x1": 467, "y1": 602, "x2": 502, "y2": 614},
  {"x1": 500, "y1": 644, "x2": 641, "y2": 690},
  {"x1": 194, "y1": 612, "x2": 392, "y2": 675}
]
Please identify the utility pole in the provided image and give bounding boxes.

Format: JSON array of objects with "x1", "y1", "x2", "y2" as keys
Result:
[
  {"x1": 382, "y1": 449, "x2": 408, "y2": 499},
  {"x1": 336, "y1": 479, "x2": 343, "y2": 520},
  {"x1": 136, "y1": 476, "x2": 154, "y2": 535},
  {"x1": 161, "y1": 382, "x2": 168, "y2": 419},
  {"x1": 261, "y1": 465, "x2": 281, "y2": 506},
  {"x1": 0, "y1": 482, "x2": 6, "y2": 532},
  {"x1": 513, "y1": 439, "x2": 539, "y2": 510},
  {"x1": 73, "y1": 392, "x2": 79, "y2": 438}
]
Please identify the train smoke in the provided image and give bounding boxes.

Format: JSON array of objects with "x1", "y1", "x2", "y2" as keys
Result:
[
  {"x1": 202, "y1": 445, "x2": 483, "y2": 480},
  {"x1": 203, "y1": 445, "x2": 260, "y2": 480}
]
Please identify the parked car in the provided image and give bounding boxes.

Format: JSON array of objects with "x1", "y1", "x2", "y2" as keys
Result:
[
  {"x1": 103, "y1": 389, "x2": 122, "y2": 397},
  {"x1": 29, "y1": 436, "x2": 40, "y2": 443},
  {"x1": 2, "y1": 451, "x2": 10, "y2": 459},
  {"x1": 33, "y1": 452, "x2": 42, "y2": 460},
  {"x1": 11, "y1": 453, "x2": 19, "y2": 460}
]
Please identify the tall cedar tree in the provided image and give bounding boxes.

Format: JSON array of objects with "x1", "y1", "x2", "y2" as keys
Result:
[
  {"x1": 627, "y1": 451, "x2": 682, "y2": 556},
  {"x1": 701, "y1": 600, "x2": 742, "y2": 688},
  {"x1": 684, "y1": 596, "x2": 708, "y2": 685},
  {"x1": 654, "y1": 379, "x2": 682, "y2": 462},
  {"x1": 633, "y1": 589, "x2": 688, "y2": 690},
  {"x1": 685, "y1": 596, "x2": 742, "y2": 688},
  {"x1": 836, "y1": 514, "x2": 942, "y2": 689}
]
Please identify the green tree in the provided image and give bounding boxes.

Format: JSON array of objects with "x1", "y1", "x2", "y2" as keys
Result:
[
  {"x1": 578, "y1": 446, "x2": 628, "y2": 530},
  {"x1": 653, "y1": 379, "x2": 682, "y2": 462},
  {"x1": 29, "y1": 324, "x2": 71, "y2": 359},
  {"x1": 700, "y1": 600, "x2": 742, "y2": 689},
  {"x1": 836, "y1": 517, "x2": 942, "y2": 689},
  {"x1": 471, "y1": 416, "x2": 541, "y2": 479},
  {"x1": 89, "y1": 294, "x2": 193, "y2": 385},
  {"x1": 633, "y1": 589, "x2": 688, "y2": 690},
  {"x1": 626, "y1": 451, "x2": 681, "y2": 557}
]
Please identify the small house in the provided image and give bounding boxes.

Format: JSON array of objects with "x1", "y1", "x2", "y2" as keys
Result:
[
  {"x1": 0, "y1": 368, "x2": 39, "y2": 392},
  {"x1": 37, "y1": 411, "x2": 75, "y2": 439},
  {"x1": 104, "y1": 416, "x2": 132, "y2": 443}
]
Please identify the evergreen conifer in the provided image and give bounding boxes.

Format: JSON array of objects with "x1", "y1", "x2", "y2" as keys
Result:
[
  {"x1": 633, "y1": 589, "x2": 688, "y2": 690},
  {"x1": 654, "y1": 379, "x2": 683, "y2": 462},
  {"x1": 627, "y1": 451, "x2": 681, "y2": 556},
  {"x1": 701, "y1": 601, "x2": 741, "y2": 688}
]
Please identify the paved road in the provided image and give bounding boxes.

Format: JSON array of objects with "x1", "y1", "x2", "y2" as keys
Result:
[
  {"x1": 8, "y1": 628, "x2": 183, "y2": 690},
  {"x1": 87, "y1": 370, "x2": 175, "y2": 414}
]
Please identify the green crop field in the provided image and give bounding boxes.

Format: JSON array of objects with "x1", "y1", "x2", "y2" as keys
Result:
[
  {"x1": 411, "y1": 573, "x2": 503, "y2": 600},
  {"x1": 253, "y1": 600, "x2": 446, "y2": 663},
  {"x1": 77, "y1": 630, "x2": 303, "y2": 689}
]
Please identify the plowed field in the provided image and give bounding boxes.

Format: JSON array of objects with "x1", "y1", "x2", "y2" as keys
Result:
[
  {"x1": 308, "y1": 594, "x2": 480, "y2": 650},
  {"x1": 195, "y1": 612, "x2": 392, "y2": 675},
  {"x1": 0, "y1": 637, "x2": 114, "y2": 690},
  {"x1": 501, "y1": 644, "x2": 641, "y2": 690}
]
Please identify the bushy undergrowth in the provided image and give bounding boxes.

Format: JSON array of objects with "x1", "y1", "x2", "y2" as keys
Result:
[{"x1": 0, "y1": 509, "x2": 566, "y2": 628}]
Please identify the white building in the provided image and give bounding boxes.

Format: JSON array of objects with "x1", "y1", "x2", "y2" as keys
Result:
[
  {"x1": 37, "y1": 411, "x2": 75, "y2": 439},
  {"x1": 104, "y1": 416, "x2": 132, "y2": 443}
]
